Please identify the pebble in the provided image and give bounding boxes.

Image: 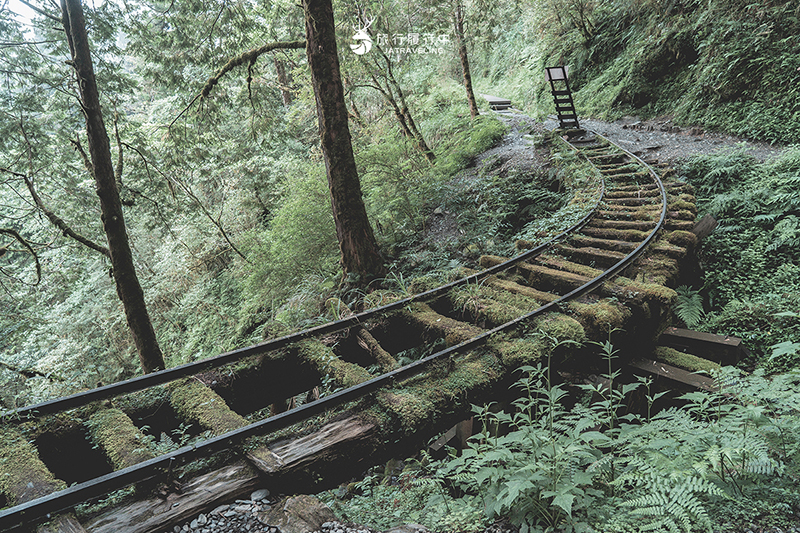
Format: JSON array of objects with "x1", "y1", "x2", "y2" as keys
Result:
[{"x1": 164, "y1": 495, "x2": 279, "y2": 533}]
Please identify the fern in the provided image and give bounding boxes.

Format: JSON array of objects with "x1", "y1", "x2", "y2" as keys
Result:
[
  {"x1": 673, "y1": 286, "x2": 704, "y2": 328},
  {"x1": 613, "y1": 474, "x2": 725, "y2": 533}
]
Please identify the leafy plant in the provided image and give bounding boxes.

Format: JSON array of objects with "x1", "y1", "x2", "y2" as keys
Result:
[{"x1": 674, "y1": 286, "x2": 705, "y2": 328}]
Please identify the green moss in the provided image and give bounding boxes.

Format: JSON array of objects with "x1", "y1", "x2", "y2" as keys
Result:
[
  {"x1": 296, "y1": 339, "x2": 372, "y2": 388},
  {"x1": 665, "y1": 230, "x2": 697, "y2": 249},
  {"x1": 580, "y1": 227, "x2": 651, "y2": 242},
  {"x1": 377, "y1": 390, "x2": 436, "y2": 432},
  {"x1": 402, "y1": 303, "x2": 483, "y2": 346},
  {"x1": 532, "y1": 313, "x2": 586, "y2": 345},
  {"x1": 654, "y1": 346, "x2": 720, "y2": 374},
  {"x1": 377, "y1": 350, "x2": 502, "y2": 433},
  {"x1": 0, "y1": 427, "x2": 65, "y2": 505},
  {"x1": 631, "y1": 254, "x2": 681, "y2": 285},
  {"x1": 168, "y1": 379, "x2": 248, "y2": 435},
  {"x1": 114, "y1": 385, "x2": 171, "y2": 417},
  {"x1": 606, "y1": 277, "x2": 677, "y2": 306},
  {"x1": 537, "y1": 255, "x2": 603, "y2": 278},
  {"x1": 493, "y1": 337, "x2": 548, "y2": 367},
  {"x1": 486, "y1": 277, "x2": 559, "y2": 304},
  {"x1": 568, "y1": 299, "x2": 632, "y2": 334},
  {"x1": 85, "y1": 408, "x2": 156, "y2": 470}
]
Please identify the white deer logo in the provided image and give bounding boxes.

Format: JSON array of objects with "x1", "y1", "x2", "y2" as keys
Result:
[{"x1": 350, "y1": 16, "x2": 375, "y2": 55}]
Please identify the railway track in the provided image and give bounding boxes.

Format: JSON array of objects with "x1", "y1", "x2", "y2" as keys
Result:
[{"x1": 0, "y1": 129, "x2": 699, "y2": 533}]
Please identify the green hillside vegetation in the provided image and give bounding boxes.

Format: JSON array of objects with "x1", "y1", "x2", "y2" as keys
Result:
[{"x1": 482, "y1": 0, "x2": 800, "y2": 144}]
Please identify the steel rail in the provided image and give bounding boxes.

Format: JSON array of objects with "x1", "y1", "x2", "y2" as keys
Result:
[
  {"x1": 0, "y1": 137, "x2": 605, "y2": 425},
  {"x1": 0, "y1": 132, "x2": 667, "y2": 530}
]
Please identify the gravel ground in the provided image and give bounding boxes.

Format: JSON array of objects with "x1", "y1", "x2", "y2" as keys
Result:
[{"x1": 543, "y1": 113, "x2": 785, "y2": 164}]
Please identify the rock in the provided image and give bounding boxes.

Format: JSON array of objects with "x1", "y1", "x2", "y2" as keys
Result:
[
  {"x1": 382, "y1": 525, "x2": 429, "y2": 533},
  {"x1": 257, "y1": 495, "x2": 337, "y2": 533},
  {"x1": 251, "y1": 488, "x2": 271, "y2": 501},
  {"x1": 190, "y1": 519, "x2": 198, "y2": 529},
  {"x1": 197, "y1": 514, "x2": 208, "y2": 526}
]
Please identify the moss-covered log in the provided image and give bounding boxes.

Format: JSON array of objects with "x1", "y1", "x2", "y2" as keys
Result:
[
  {"x1": 295, "y1": 339, "x2": 373, "y2": 388},
  {"x1": 0, "y1": 427, "x2": 65, "y2": 505},
  {"x1": 168, "y1": 379, "x2": 249, "y2": 435},
  {"x1": 399, "y1": 302, "x2": 483, "y2": 346},
  {"x1": 86, "y1": 408, "x2": 156, "y2": 470}
]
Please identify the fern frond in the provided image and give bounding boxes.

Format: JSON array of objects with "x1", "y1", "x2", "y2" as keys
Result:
[{"x1": 674, "y1": 286, "x2": 705, "y2": 328}]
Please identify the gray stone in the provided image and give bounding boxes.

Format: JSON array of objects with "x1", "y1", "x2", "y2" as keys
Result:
[
  {"x1": 190, "y1": 519, "x2": 198, "y2": 529},
  {"x1": 382, "y1": 525, "x2": 428, "y2": 533},
  {"x1": 251, "y1": 488, "x2": 271, "y2": 501},
  {"x1": 197, "y1": 514, "x2": 208, "y2": 526},
  {"x1": 256, "y1": 495, "x2": 337, "y2": 533}
]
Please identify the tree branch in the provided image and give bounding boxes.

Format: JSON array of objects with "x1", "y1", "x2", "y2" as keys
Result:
[
  {"x1": 19, "y1": 0, "x2": 62, "y2": 22},
  {"x1": 0, "y1": 227, "x2": 42, "y2": 284},
  {"x1": 0, "y1": 168, "x2": 112, "y2": 258},
  {"x1": 171, "y1": 40, "x2": 305, "y2": 127},
  {"x1": 70, "y1": 137, "x2": 94, "y2": 177}
]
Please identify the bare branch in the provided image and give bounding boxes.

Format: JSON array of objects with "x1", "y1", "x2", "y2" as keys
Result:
[
  {"x1": 1, "y1": 167, "x2": 112, "y2": 258},
  {"x1": 0, "y1": 227, "x2": 42, "y2": 284},
  {"x1": 70, "y1": 137, "x2": 94, "y2": 177},
  {"x1": 170, "y1": 40, "x2": 305, "y2": 127},
  {"x1": 19, "y1": 0, "x2": 62, "y2": 22}
]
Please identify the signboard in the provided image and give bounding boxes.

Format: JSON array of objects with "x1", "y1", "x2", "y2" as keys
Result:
[{"x1": 545, "y1": 66, "x2": 570, "y2": 82}]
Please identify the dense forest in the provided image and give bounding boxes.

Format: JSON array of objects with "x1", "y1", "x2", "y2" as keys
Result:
[{"x1": 1, "y1": 0, "x2": 800, "y2": 529}]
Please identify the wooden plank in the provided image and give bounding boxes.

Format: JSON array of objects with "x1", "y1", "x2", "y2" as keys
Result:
[
  {"x1": 628, "y1": 358, "x2": 717, "y2": 391},
  {"x1": 659, "y1": 327, "x2": 744, "y2": 366},
  {"x1": 692, "y1": 213, "x2": 717, "y2": 240},
  {"x1": 479, "y1": 93, "x2": 511, "y2": 105},
  {"x1": 84, "y1": 461, "x2": 261, "y2": 533},
  {"x1": 38, "y1": 514, "x2": 87, "y2": 533},
  {"x1": 246, "y1": 416, "x2": 376, "y2": 475}
]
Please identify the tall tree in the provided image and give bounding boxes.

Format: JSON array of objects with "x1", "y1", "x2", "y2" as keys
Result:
[
  {"x1": 301, "y1": 0, "x2": 385, "y2": 282},
  {"x1": 61, "y1": 0, "x2": 165, "y2": 373},
  {"x1": 453, "y1": 0, "x2": 480, "y2": 119}
]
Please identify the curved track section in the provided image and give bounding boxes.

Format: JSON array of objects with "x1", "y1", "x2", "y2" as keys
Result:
[{"x1": 0, "y1": 130, "x2": 669, "y2": 531}]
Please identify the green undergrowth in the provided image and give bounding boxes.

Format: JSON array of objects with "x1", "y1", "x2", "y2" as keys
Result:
[
  {"x1": 513, "y1": 141, "x2": 603, "y2": 248},
  {"x1": 322, "y1": 344, "x2": 800, "y2": 533},
  {"x1": 679, "y1": 147, "x2": 800, "y2": 369},
  {"x1": 471, "y1": 0, "x2": 800, "y2": 144}
]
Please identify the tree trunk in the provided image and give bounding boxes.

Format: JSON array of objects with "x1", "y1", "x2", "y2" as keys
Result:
[
  {"x1": 301, "y1": 0, "x2": 385, "y2": 282},
  {"x1": 454, "y1": 1, "x2": 479, "y2": 119},
  {"x1": 61, "y1": 0, "x2": 165, "y2": 373},
  {"x1": 273, "y1": 58, "x2": 293, "y2": 106}
]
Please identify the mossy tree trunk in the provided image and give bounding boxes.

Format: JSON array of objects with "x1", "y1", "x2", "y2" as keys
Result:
[
  {"x1": 453, "y1": 0, "x2": 479, "y2": 119},
  {"x1": 61, "y1": 0, "x2": 165, "y2": 373},
  {"x1": 302, "y1": 0, "x2": 385, "y2": 282},
  {"x1": 274, "y1": 57, "x2": 293, "y2": 106}
]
